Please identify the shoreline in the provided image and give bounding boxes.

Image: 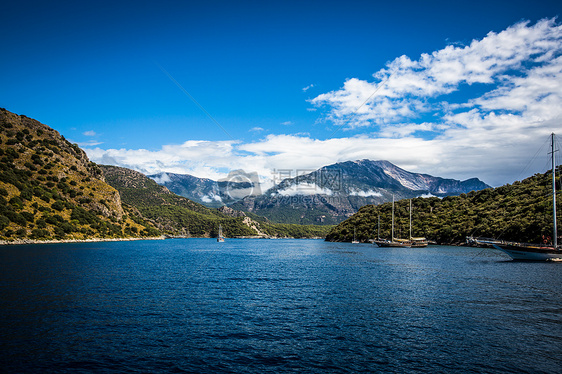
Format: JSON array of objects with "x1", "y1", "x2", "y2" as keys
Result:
[
  {"x1": 0, "y1": 236, "x2": 327, "y2": 246},
  {"x1": 0, "y1": 236, "x2": 166, "y2": 246}
]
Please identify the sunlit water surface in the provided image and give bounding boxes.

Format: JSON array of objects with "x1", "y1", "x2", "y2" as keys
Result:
[{"x1": 1, "y1": 239, "x2": 560, "y2": 373}]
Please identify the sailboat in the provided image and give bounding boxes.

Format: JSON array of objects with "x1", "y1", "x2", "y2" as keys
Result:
[
  {"x1": 408, "y1": 199, "x2": 428, "y2": 247},
  {"x1": 217, "y1": 224, "x2": 225, "y2": 242},
  {"x1": 352, "y1": 227, "x2": 360, "y2": 244},
  {"x1": 490, "y1": 133, "x2": 561, "y2": 261},
  {"x1": 374, "y1": 196, "x2": 411, "y2": 247}
]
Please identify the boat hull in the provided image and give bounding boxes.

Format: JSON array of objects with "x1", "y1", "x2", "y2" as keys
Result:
[
  {"x1": 374, "y1": 240, "x2": 410, "y2": 248},
  {"x1": 492, "y1": 244, "x2": 562, "y2": 261}
]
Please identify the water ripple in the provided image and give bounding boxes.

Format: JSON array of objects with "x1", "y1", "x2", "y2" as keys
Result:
[{"x1": 0, "y1": 240, "x2": 560, "y2": 373}]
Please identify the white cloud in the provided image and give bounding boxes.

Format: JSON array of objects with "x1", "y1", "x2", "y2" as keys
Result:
[
  {"x1": 419, "y1": 193, "x2": 440, "y2": 199},
  {"x1": 85, "y1": 19, "x2": 562, "y2": 188},
  {"x1": 86, "y1": 134, "x2": 443, "y2": 183},
  {"x1": 83, "y1": 130, "x2": 97, "y2": 136},
  {"x1": 150, "y1": 173, "x2": 171, "y2": 184},
  {"x1": 311, "y1": 18, "x2": 562, "y2": 130},
  {"x1": 302, "y1": 84, "x2": 314, "y2": 92},
  {"x1": 85, "y1": 129, "x2": 556, "y2": 188},
  {"x1": 281, "y1": 121, "x2": 293, "y2": 126},
  {"x1": 349, "y1": 190, "x2": 383, "y2": 197},
  {"x1": 86, "y1": 140, "x2": 241, "y2": 181},
  {"x1": 201, "y1": 195, "x2": 223, "y2": 203},
  {"x1": 73, "y1": 140, "x2": 104, "y2": 147},
  {"x1": 275, "y1": 182, "x2": 333, "y2": 196},
  {"x1": 250, "y1": 127, "x2": 264, "y2": 132}
]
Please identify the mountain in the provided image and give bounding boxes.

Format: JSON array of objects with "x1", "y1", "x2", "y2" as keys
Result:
[
  {"x1": 102, "y1": 165, "x2": 258, "y2": 238},
  {"x1": 103, "y1": 165, "x2": 332, "y2": 238},
  {"x1": 267, "y1": 160, "x2": 489, "y2": 198},
  {"x1": 150, "y1": 160, "x2": 490, "y2": 226},
  {"x1": 148, "y1": 169, "x2": 262, "y2": 208},
  {"x1": 354, "y1": 160, "x2": 490, "y2": 195},
  {"x1": 325, "y1": 166, "x2": 560, "y2": 245},
  {"x1": 230, "y1": 160, "x2": 491, "y2": 225},
  {"x1": 149, "y1": 172, "x2": 222, "y2": 207},
  {"x1": 0, "y1": 108, "x2": 160, "y2": 242}
]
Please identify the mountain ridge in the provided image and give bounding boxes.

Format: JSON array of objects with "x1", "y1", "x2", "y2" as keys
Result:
[
  {"x1": 151, "y1": 159, "x2": 491, "y2": 225},
  {"x1": 103, "y1": 165, "x2": 332, "y2": 238}
]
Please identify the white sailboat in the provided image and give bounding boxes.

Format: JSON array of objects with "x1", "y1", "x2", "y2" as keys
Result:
[
  {"x1": 217, "y1": 224, "x2": 225, "y2": 242},
  {"x1": 408, "y1": 199, "x2": 428, "y2": 247},
  {"x1": 491, "y1": 133, "x2": 561, "y2": 261},
  {"x1": 352, "y1": 227, "x2": 360, "y2": 244},
  {"x1": 374, "y1": 195, "x2": 411, "y2": 247}
]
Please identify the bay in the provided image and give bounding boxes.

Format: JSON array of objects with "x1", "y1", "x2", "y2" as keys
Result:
[{"x1": 0, "y1": 239, "x2": 560, "y2": 373}]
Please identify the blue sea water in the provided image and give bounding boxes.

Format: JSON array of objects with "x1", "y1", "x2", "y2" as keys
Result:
[{"x1": 0, "y1": 239, "x2": 560, "y2": 373}]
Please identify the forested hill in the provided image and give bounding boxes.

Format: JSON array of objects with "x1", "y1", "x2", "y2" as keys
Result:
[
  {"x1": 326, "y1": 168, "x2": 561, "y2": 245},
  {"x1": 0, "y1": 108, "x2": 161, "y2": 241}
]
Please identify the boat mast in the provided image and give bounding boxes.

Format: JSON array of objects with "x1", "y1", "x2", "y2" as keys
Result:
[
  {"x1": 552, "y1": 133, "x2": 558, "y2": 248},
  {"x1": 409, "y1": 199, "x2": 412, "y2": 241},
  {"x1": 391, "y1": 195, "x2": 395, "y2": 242},
  {"x1": 377, "y1": 215, "x2": 380, "y2": 240}
]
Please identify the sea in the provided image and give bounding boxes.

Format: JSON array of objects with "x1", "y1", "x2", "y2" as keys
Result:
[{"x1": 0, "y1": 239, "x2": 560, "y2": 373}]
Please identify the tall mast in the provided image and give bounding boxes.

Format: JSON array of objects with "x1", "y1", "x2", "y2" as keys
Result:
[
  {"x1": 552, "y1": 133, "x2": 558, "y2": 248},
  {"x1": 391, "y1": 195, "x2": 395, "y2": 242},
  {"x1": 377, "y1": 215, "x2": 380, "y2": 240},
  {"x1": 409, "y1": 199, "x2": 412, "y2": 241}
]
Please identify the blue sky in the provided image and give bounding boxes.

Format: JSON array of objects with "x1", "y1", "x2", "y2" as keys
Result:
[{"x1": 1, "y1": 0, "x2": 562, "y2": 187}]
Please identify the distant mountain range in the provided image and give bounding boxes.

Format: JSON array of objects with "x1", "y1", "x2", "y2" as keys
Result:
[
  {"x1": 102, "y1": 165, "x2": 329, "y2": 238},
  {"x1": 149, "y1": 159, "x2": 491, "y2": 225}
]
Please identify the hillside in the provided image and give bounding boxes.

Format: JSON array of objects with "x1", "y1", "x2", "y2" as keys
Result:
[
  {"x1": 326, "y1": 168, "x2": 560, "y2": 245},
  {"x1": 102, "y1": 165, "x2": 333, "y2": 239},
  {"x1": 101, "y1": 165, "x2": 257, "y2": 238},
  {"x1": 0, "y1": 108, "x2": 160, "y2": 242}
]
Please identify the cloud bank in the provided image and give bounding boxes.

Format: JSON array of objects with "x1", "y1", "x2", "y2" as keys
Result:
[
  {"x1": 311, "y1": 19, "x2": 562, "y2": 130},
  {"x1": 86, "y1": 19, "x2": 562, "y2": 187}
]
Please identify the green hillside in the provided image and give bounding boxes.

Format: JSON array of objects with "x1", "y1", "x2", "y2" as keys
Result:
[
  {"x1": 0, "y1": 108, "x2": 160, "y2": 242},
  {"x1": 239, "y1": 210, "x2": 333, "y2": 238},
  {"x1": 326, "y1": 169, "x2": 561, "y2": 244},
  {"x1": 230, "y1": 197, "x2": 344, "y2": 225}
]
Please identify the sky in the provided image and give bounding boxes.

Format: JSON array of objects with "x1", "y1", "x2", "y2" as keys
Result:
[{"x1": 1, "y1": 0, "x2": 562, "y2": 188}]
